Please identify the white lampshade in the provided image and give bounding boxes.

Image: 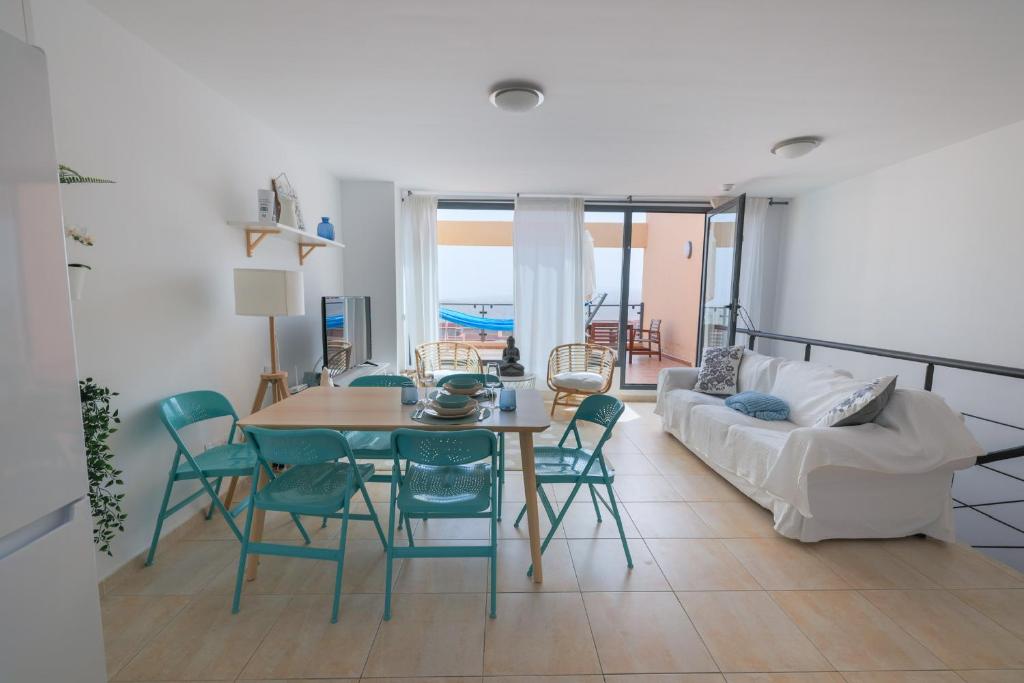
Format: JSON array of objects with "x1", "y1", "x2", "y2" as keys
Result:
[{"x1": 233, "y1": 268, "x2": 305, "y2": 317}]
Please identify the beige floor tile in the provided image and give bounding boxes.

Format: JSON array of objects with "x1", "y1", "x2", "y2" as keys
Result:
[
  {"x1": 839, "y1": 673, "x2": 964, "y2": 682},
  {"x1": 647, "y1": 539, "x2": 760, "y2": 591},
  {"x1": 483, "y1": 593, "x2": 600, "y2": 675},
  {"x1": 107, "y1": 540, "x2": 238, "y2": 596},
  {"x1": 769, "y1": 591, "x2": 944, "y2": 672},
  {"x1": 500, "y1": 472, "x2": 557, "y2": 502},
  {"x1": 600, "y1": 434, "x2": 645, "y2": 455},
  {"x1": 495, "y1": 538, "x2": 580, "y2": 593},
  {"x1": 644, "y1": 451, "x2": 716, "y2": 477},
  {"x1": 322, "y1": 501, "x2": 416, "y2": 542},
  {"x1": 357, "y1": 678, "x2": 479, "y2": 683},
  {"x1": 364, "y1": 593, "x2": 485, "y2": 677},
  {"x1": 723, "y1": 539, "x2": 848, "y2": 590},
  {"x1": 559, "y1": 502, "x2": 642, "y2": 539},
  {"x1": 625, "y1": 502, "x2": 715, "y2": 538},
  {"x1": 240, "y1": 594, "x2": 382, "y2": 679},
  {"x1": 606, "y1": 452, "x2": 662, "y2": 475},
  {"x1": 627, "y1": 432, "x2": 690, "y2": 456},
  {"x1": 236, "y1": 678, "x2": 356, "y2": 682},
  {"x1": 678, "y1": 591, "x2": 830, "y2": 673},
  {"x1": 862, "y1": 589, "x2": 1024, "y2": 669},
  {"x1": 584, "y1": 592, "x2": 717, "y2": 673},
  {"x1": 607, "y1": 675, "x2": 726, "y2": 683},
  {"x1": 613, "y1": 475, "x2": 685, "y2": 502},
  {"x1": 688, "y1": 502, "x2": 777, "y2": 538},
  {"x1": 113, "y1": 593, "x2": 289, "y2": 681},
  {"x1": 568, "y1": 539, "x2": 669, "y2": 591},
  {"x1": 101, "y1": 595, "x2": 191, "y2": 676},
  {"x1": 806, "y1": 541, "x2": 938, "y2": 589},
  {"x1": 666, "y1": 475, "x2": 745, "y2": 502},
  {"x1": 394, "y1": 540, "x2": 489, "y2": 593},
  {"x1": 414, "y1": 515, "x2": 491, "y2": 540},
  {"x1": 882, "y1": 539, "x2": 1024, "y2": 589},
  {"x1": 956, "y1": 671, "x2": 1024, "y2": 682},
  {"x1": 499, "y1": 501, "x2": 564, "y2": 540},
  {"x1": 953, "y1": 589, "x2": 1024, "y2": 638},
  {"x1": 489, "y1": 676, "x2": 605, "y2": 683},
  {"x1": 203, "y1": 538, "x2": 392, "y2": 595},
  {"x1": 725, "y1": 675, "x2": 844, "y2": 682}
]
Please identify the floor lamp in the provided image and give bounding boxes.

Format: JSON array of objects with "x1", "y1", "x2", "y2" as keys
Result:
[{"x1": 234, "y1": 268, "x2": 305, "y2": 414}]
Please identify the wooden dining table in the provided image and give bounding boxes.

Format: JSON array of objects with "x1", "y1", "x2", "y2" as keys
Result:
[{"x1": 237, "y1": 386, "x2": 553, "y2": 582}]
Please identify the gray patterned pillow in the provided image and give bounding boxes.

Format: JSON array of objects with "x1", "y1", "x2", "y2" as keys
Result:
[
  {"x1": 695, "y1": 345, "x2": 744, "y2": 396},
  {"x1": 814, "y1": 375, "x2": 897, "y2": 427}
]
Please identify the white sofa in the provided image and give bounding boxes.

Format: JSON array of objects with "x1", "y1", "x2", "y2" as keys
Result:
[{"x1": 655, "y1": 351, "x2": 982, "y2": 541}]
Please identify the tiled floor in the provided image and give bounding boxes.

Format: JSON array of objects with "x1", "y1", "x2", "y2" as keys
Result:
[{"x1": 102, "y1": 402, "x2": 1024, "y2": 682}]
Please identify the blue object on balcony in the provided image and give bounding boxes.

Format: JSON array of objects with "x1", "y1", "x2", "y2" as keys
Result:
[
  {"x1": 325, "y1": 314, "x2": 344, "y2": 328},
  {"x1": 440, "y1": 307, "x2": 514, "y2": 331}
]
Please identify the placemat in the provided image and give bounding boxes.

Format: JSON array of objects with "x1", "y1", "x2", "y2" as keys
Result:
[{"x1": 411, "y1": 407, "x2": 492, "y2": 425}]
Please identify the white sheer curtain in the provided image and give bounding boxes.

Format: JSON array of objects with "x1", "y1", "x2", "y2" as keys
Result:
[
  {"x1": 513, "y1": 197, "x2": 587, "y2": 378},
  {"x1": 737, "y1": 196, "x2": 770, "y2": 330},
  {"x1": 399, "y1": 195, "x2": 439, "y2": 368}
]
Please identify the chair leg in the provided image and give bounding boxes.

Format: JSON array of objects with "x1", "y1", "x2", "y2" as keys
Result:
[
  {"x1": 383, "y1": 488, "x2": 398, "y2": 621},
  {"x1": 604, "y1": 479, "x2": 633, "y2": 568},
  {"x1": 550, "y1": 392, "x2": 560, "y2": 416},
  {"x1": 356, "y1": 479, "x2": 387, "y2": 549},
  {"x1": 489, "y1": 499, "x2": 498, "y2": 619},
  {"x1": 512, "y1": 502, "x2": 528, "y2": 528},
  {"x1": 496, "y1": 434, "x2": 505, "y2": 520},
  {"x1": 331, "y1": 499, "x2": 351, "y2": 623},
  {"x1": 198, "y1": 473, "x2": 245, "y2": 541},
  {"x1": 231, "y1": 499, "x2": 257, "y2": 614},
  {"x1": 291, "y1": 514, "x2": 312, "y2": 545},
  {"x1": 222, "y1": 476, "x2": 239, "y2": 511},
  {"x1": 528, "y1": 480, "x2": 584, "y2": 577},
  {"x1": 537, "y1": 484, "x2": 559, "y2": 526},
  {"x1": 205, "y1": 477, "x2": 223, "y2": 520},
  {"x1": 145, "y1": 472, "x2": 177, "y2": 566},
  {"x1": 588, "y1": 483, "x2": 603, "y2": 523}
]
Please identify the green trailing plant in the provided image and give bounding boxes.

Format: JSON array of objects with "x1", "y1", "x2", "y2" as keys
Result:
[
  {"x1": 59, "y1": 164, "x2": 114, "y2": 184},
  {"x1": 80, "y1": 378, "x2": 125, "y2": 554}
]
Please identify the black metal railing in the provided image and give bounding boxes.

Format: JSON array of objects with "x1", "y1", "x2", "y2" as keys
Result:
[{"x1": 740, "y1": 328, "x2": 1024, "y2": 552}]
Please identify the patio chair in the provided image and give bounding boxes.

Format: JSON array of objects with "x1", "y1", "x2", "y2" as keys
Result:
[
  {"x1": 414, "y1": 340, "x2": 482, "y2": 386},
  {"x1": 513, "y1": 394, "x2": 631, "y2": 573},
  {"x1": 384, "y1": 428, "x2": 500, "y2": 619},
  {"x1": 629, "y1": 318, "x2": 662, "y2": 361},
  {"x1": 147, "y1": 391, "x2": 310, "y2": 566},
  {"x1": 546, "y1": 343, "x2": 615, "y2": 415},
  {"x1": 325, "y1": 338, "x2": 352, "y2": 376},
  {"x1": 233, "y1": 427, "x2": 386, "y2": 623}
]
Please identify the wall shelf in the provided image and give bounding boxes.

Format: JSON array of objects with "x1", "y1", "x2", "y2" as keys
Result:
[{"x1": 227, "y1": 220, "x2": 344, "y2": 265}]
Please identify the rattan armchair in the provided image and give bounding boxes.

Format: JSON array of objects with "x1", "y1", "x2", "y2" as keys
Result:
[
  {"x1": 414, "y1": 341, "x2": 482, "y2": 386},
  {"x1": 546, "y1": 343, "x2": 615, "y2": 415}
]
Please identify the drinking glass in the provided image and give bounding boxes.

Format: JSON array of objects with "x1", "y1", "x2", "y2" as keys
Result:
[{"x1": 485, "y1": 361, "x2": 501, "y2": 406}]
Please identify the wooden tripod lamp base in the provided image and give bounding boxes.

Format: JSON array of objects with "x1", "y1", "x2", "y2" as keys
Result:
[{"x1": 250, "y1": 316, "x2": 290, "y2": 412}]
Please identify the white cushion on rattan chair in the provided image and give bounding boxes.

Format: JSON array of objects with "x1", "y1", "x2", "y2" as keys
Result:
[
  {"x1": 427, "y1": 369, "x2": 463, "y2": 384},
  {"x1": 552, "y1": 371, "x2": 605, "y2": 391}
]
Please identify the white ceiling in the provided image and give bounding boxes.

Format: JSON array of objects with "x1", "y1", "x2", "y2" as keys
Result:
[{"x1": 90, "y1": 0, "x2": 1024, "y2": 198}]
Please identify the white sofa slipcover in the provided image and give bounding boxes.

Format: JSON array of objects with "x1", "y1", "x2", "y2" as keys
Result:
[{"x1": 655, "y1": 351, "x2": 981, "y2": 541}]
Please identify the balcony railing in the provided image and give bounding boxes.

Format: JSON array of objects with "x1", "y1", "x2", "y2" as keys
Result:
[{"x1": 438, "y1": 300, "x2": 647, "y2": 345}]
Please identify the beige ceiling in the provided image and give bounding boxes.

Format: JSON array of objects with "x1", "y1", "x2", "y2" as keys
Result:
[{"x1": 90, "y1": 0, "x2": 1024, "y2": 198}]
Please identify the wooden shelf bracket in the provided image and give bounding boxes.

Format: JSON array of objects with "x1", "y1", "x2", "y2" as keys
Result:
[
  {"x1": 298, "y1": 243, "x2": 322, "y2": 265},
  {"x1": 245, "y1": 227, "x2": 281, "y2": 257}
]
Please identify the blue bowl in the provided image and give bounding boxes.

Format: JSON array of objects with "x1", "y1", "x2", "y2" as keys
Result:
[
  {"x1": 435, "y1": 394, "x2": 470, "y2": 410},
  {"x1": 446, "y1": 376, "x2": 478, "y2": 389}
]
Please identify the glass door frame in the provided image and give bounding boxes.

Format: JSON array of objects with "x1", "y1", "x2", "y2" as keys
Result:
[
  {"x1": 696, "y1": 194, "x2": 746, "y2": 362},
  {"x1": 584, "y1": 202, "x2": 710, "y2": 390}
]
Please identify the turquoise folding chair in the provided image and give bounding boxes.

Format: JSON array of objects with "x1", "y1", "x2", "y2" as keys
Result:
[
  {"x1": 513, "y1": 394, "x2": 631, "y2": 574},
  {"x1": 148, "y1": 391, "x2": 309, "y2": 565},
  {"x1": 342, "y1": 374, "x2": 416, "y2": 482},
  {"x1": 233, "y1": 427, "x2": 386, "y2": 623},
  {"x1": 436, "y1": 372, "x2": 506, "y2": 515},
  {"x1": 385, "y1": 428, "x2": 499, "y2": 619}
]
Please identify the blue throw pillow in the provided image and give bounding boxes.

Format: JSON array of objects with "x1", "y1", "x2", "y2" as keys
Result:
[{"x1": 724, "y1": 391, "x2": 790, "y2": 421}]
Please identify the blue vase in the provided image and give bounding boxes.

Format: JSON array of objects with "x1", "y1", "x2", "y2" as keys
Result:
[{"x1": 317, "y1": 216, "x2": 335, "y2": 241}]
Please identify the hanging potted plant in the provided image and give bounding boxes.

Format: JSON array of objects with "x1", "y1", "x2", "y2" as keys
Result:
[
  {"x1": 65, "y1": 225, "x2": 93, "y2": 300},
  {"x1": 79, "y1": 378, "x2": 125, "y2": 555}
]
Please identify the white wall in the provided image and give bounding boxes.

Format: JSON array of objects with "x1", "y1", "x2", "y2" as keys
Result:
[
  {"x1": 771, "y1": 118, "x2": 1024, "y2": 569},
  {"x1": 340, "y1": 180, "x2": 399, "y2": 367},
  {"x1": 31, "y1": 0, "x2": 343, "y2": 579},
  {"x1": 0, "y1": 0, "x2": 28, "y2": 41}
]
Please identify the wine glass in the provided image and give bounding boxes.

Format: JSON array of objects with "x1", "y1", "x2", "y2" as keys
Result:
[{"x1": 485, "y1": 361, "x2": 501, "y2": 407}]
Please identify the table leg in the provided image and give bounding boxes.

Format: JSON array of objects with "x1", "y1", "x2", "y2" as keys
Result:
[
  {"x1": 244, "y1": 467, "x2": 269, "y2": 581},
  {"x1": 519, "y1": 431, "x2": 544, "y2": 583}
]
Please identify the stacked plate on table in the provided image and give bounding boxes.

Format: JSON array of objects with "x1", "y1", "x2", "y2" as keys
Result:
[
  {"x1": 442, "y1": 377, "x2": 485, "y2": 396},
  {"x1": 423, "y1": 393, "x2": 479, "y2": 419}
]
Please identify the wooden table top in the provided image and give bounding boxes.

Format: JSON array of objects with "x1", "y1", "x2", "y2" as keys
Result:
[{"x1": 238, "y1": 386, "x2": 551, "y2": 433}]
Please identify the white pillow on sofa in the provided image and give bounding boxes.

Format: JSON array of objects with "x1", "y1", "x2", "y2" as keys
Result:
[
  {"x1": 770, "y1": 361, "x2": 859, "y2": 427},
  {"x1": 553, "y1": 371, "x2": 604, "y2": 391}
]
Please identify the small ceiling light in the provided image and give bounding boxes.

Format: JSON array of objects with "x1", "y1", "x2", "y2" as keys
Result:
[
  {"x1": 489, "y1": 82, "x2": 544, "y2": 113},
  {"x1": 770, "y1": 136, "x2": 823, "y2": 159},
  {"x1": 721, "y1": 183, "x2": 735, "y2": 192}
]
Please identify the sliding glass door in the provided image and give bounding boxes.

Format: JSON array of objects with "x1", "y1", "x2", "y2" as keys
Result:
[{"x1": 697, "y1": 194, "x2": 746, "y2": 358}]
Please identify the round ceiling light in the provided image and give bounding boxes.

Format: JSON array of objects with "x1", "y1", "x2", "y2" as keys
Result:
[
  {"x1": 489, "y1": 84, "x2": 544, "y2": 113},
  {"x1": 770, "y1": 136, "x2": 823, "y2": 159}
]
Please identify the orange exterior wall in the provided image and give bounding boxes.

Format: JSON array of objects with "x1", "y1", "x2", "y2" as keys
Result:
[
  {"x1": 437, "y1": 220, "x2": 646, "y2": 247},
  {"x1": 640, "y1": 213, "x2": 705, "y2": 365}
]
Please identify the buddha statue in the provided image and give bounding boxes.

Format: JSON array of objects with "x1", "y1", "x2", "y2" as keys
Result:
[{"x1": 499, "y1": 335, "x2": 525, "y2": 377}]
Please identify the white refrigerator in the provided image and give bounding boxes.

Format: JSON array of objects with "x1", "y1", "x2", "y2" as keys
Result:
[{"x1": 0, "y1": 28, "x2": 108, "y2": 683}]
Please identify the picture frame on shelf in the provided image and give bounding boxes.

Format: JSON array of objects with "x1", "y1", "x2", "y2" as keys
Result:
[{"x1": 272, "y1": 172, "x2": 305, "y2": 231}]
